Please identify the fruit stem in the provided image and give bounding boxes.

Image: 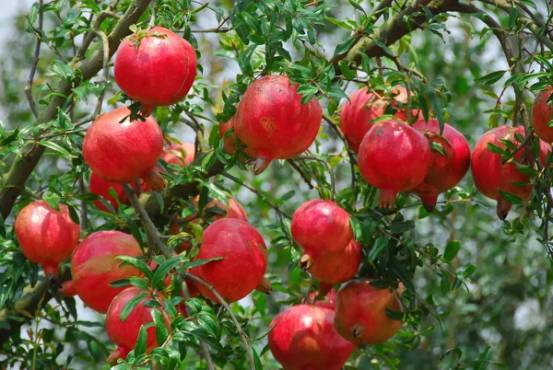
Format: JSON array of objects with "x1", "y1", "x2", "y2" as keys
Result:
[
  {"x1": 252, "y1": 156, "x2": 271, "y2": 175},
  {"x1": 378, "y1": 189, "x2": 398, "y2": 208}
]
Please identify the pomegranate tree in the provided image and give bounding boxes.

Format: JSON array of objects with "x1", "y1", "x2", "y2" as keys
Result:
[
  {"x1": 60, "y1": 231, "x2": 143, "y2": 313},
  {"x1": 412, "y1": 119, "x2": 471, "y2": 210},
  {"x1": 302, "y1": 240, "x2": 361, "y2": 284},
  {"x1": 190, "y1": 218, "x2": 267, "y2": 302},
  {"x1": 471, "y1": 125, "x2": 548, "y2": 219},
  {"x1": 114, "y1": 26, "x2": 197, "y2": 114},
  {"x1": 291, "y1": 199, "x2": 353, "y2": 254},
  {"x1": 334, "y1": 280, "x2": 402, "y2": 345},
  {"x1": 234, "y1": 75, "x2": 322, "y2": 173},
  {"x1": 269, "y1": 304, "x2": 354, "y2": 370},
  {"x1": 89, "y1": 172, "x2": 128, "y2": 211},
  {"x1": 532, "y1": 86, "x2": 553, "y2": 142},
  {"x1": 358, "y1": 119, "x2": 431, "y2": 207},
  {"x1": 14, "y1": 200, "x2": 80, "y2": 276},
  {"x1": 105, "y1": 287, "x2": 167, "y2": 362},
  {"x1": 83, "y1": 107, "x2": 164, "y2": 184}
]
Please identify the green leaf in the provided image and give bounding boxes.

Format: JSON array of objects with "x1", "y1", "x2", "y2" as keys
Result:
[
  {"x1": 153, "y1": 309, "x2": 168, "y2": 344},
  {"x1": 134, "y1": 325, "x2": 148, "y2": 355},
  {"x1": 120, "y1": 292, "x2": 147, "y2": 321},
  {"x1": 116, "y1": 256, "x2": 153, "y2": 280},
  {"x1": 368, "y1": 236, "x2": 388, "y2": 261},
  {"x1": 476, "y1": 70, "x2": 506, "y2": 85},
  {"x1": 184, "y1": 257, "x2": 223, "y2": 270},
  {"x1": 444, "y1": 240, "x2": 461, "y2": 262},
  {"x1": 152, "y1": 257, "x2": 182, "y2": 290}
]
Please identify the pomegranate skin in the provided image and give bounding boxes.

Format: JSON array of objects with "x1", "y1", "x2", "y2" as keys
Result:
[
  {"x1": 83, "y1": 107, "x2": 164, "y2": 183},
  {"x1": 532, "y1": 86, "x2": 553, "y2": 142},
  {"x1": 291, "y1": 199, "x2": 353, "y2": 254},
  {"x1": 471, "y1": 125, "x2": 549, "y2": 219},
  {"x1": 235, "y1": 75, "x2": 322, "y2": 165},
  {"x1": 63, "y1": 231, "x2": 143, "y2": 313},
  {"x1": 334, "y1": 280, "x2": 402, "y2": 346},
  {"x1": 114, "y1": 26, "x2": 197, "y2": 112},
  {"x1": 106, "y1": 287, "x2": 165, "y2": 361},
  {"x1": 303, "y1": 240, "x2": 361, "y2": 284},
  {"x1": 268, "y1": 304, "x2": 354, "y2": 370},
  {"x1": 162, "y1": 142, "x2": 195, "y2": 166},
  {"x1": 190, "y1": 218, "x2": 267, "y2": 303},
  {"x1": 89, "y1": 172, "x2": 128, "y2": 211},
  {"x1": 14, "y1": 200, "x2": 80, "y2": 276},
  {"x1": 358, "y1": 119, "x2": 431, "y2": 208},
  {"x1": 412, "y1": 119, "x2": 471, "y2": 210}
]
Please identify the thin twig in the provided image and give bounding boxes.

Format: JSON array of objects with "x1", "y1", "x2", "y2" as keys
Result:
[
  {"x1": 322, "y1": 114, "x2": 357, "y2": 192},
  {"x1": 26, "y1": 0, "x2": 44, "y2": 119},
  {"x1": 287, "y1": 159, "x2": 315, "y2": 190},
  {"x1": 93, "y1": 30, "x2": 110, "y2": 117}
]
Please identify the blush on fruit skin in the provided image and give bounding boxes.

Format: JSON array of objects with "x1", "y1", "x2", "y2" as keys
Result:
[
  {"x1": 60, "y1": 231, "x2": 143, "y2": 313},
  {"x1": 412, "y1": 119, "x2": 471, "y2": 211},
  {"x1": 83, "y1": 107, "x2": 164, "y2": 184},
  {"x1": 471, "y1": 125, "x2": 549, "y2": 219},
  {"x1": 268, "y1": 304, "x2": 354, "y2": 370},
  {"x1": 14, "y1": 200, "x2": 80, "y2": 276},
  {"x1": 291, "y1": 199, "x2": 353, "y2": 254},
  {"x1": 302, "y1": 240, "x2": 361, "y2": 284},
  {"x1": 114, "y1": 26, "x2": 197, "y2": 113},
  {"x1": 162, "y1": 142, "x2": 195, "y2": 166},
  {"x1": 105, "y1": 287, "x2": 167, "y2": 363},
  {"x1": 358, "y1": 119, "x2": 431, "y2": 208},
  {"x1": 89, "y1": 172, "x2": 128, "y2": 211},
  {"x1": 189, "y1": 218, "x2": 267, "y2": 303},
  {"x1": 235, "y1": 75, "x2": 322, "y2": 172},
  {"x1": 334, "y1": 280, "x2": 402, "y2": 346},
  {"x1": 532, "y1": 86, "x2": 553, "y2": 142}
]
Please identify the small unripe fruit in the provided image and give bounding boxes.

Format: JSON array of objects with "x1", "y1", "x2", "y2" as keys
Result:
[{"x1": 14, "y1": 200, "x2": 80, "y2": 276}]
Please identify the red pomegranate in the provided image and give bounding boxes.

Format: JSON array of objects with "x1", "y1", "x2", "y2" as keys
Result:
[
  {"x1": 189, "y1": 218, "x2": 267, "y2": 303},
  {"x1": 83, "y1": 107, "x2": 164, "y2": 184},
  {"x1": 471, "y1": 125, "x2": 549, "y2": 219},
  {"x1": 291, "y1": 199, "x2": 353, "y2": 254},
  {"x1": 141, "y1": 141, "x2": 196, "y2": 192},
  {"x1": 89, "y1": 172, "x2": 128, "y2": 211},
  {"x1": 60, "y1": 231, "x2": 143, "y2": 313},
  {"x1": 106, "y1": 287, "x2": 167, "y2": 362},
  {"x1": 14, "y1": 200, "x2": 80, "y2": 276},
  {"x1": 532, "y1": 86, "x2": 553, "y2": 142},
  {"x1": 334, "y1": 280, "x2": 402, "y2": 346},
  {"x1": 114, "y1": 26, "x2": 197, "y2": 114},
  {"x1": 219, "y1": 116, "x2": 240, "y2": 155},
  {"x1": 412, "y1": 119, "x2": 471, "y2": 210},
  {"x1": 358, "y1": 119, "x2": 431, "y2": 208},
  {"x1": 268, "y1": 304, "x2": 354, "y2": 370},
  {"x1": 302, "y1": 240, "x2": 361, "y2": 284},
  {"x1": 235, "y1": 75, "x2": 322, "y2": 172}
]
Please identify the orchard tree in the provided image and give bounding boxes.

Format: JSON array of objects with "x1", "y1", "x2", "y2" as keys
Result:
[{"x1": 1, "y1": 0, "x2": 553, "y2": 369}]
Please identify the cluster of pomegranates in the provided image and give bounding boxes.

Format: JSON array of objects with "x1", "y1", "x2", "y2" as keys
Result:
[{"x1": 338, "y1": 85, "x2": 552, "y2": 219}]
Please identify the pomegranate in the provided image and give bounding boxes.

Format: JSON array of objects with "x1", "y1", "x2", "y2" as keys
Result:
[
  {"x1": 89, "y1": 172, "x2": 128, "y2": 211},
  {"x1": 60, "y1": 231, "x2": 143, "y2": 313},
  {"x1": 291, "y1": 199, "x2": 353, "y2": 254},
  {"x1": 189, "y1": 218, "x2": 267, "y2": 303},
  {"x1": 83, "y1": 107, "x2": 164, "y2": 184},
  {"x1": 302, "y1": 240, "x2": 361, "y2": 284},
  {"x1": 307, "y1": 288, "x2": 337, "y2": 310},
  {"x1": 358, "y1": 119, "x2": 431, "y2": 208},
  {"x1": 334, "y1": 280, "x2": 402, "y2": 346},
  {"x1": 14, "y1": 200, "x2": 80, "y2": 276},
  {"x1": 471, "y1": 125, "x2": 548, "y2": 219},
  {"x1": 141, "y1": 141, "x2": 195, "y2": 192},
  {"x1": 219, "y1": 116, "x2": 240, "y2": 155},
  {"x1": 412, "y1": 119, "x2": 471, "y2": 210},
  {"x1": 339, "y1": 86, "x2": 422, "y2": 152},
  {"x1": 235, "y1": 75, "x2": 322, "y2": 172},
  {"x1": 268, "y1": 304, "x2": 354, "y2": 370},
  {"x1": 106, "y1": 287, "x2": 167, "y2": 362},
  {"x1": 532, "y1": 86, "x2": 553, "y2": 142},
  {"x1": 114, "y1": 26, "x2": 197, "y2": 114}
]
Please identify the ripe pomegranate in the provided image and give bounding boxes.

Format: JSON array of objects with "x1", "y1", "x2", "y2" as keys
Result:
[
  {"x1": 189, "y1": 218, "x2": 267, "y2": 303},
  {"x1": 334, "y1": 280, "x2": 402, "y2": 346},
  {"x1": 471, "y1": 125, "x2": 549, "y2": 219},
  {"x1": 141, "y1": 141, "x2": 195, "y2": 192},
  {"x1": 235, "y1": 75, "x2": 322, "y2": 173},
  {"x1": 83, "y1": 107, "x2": 164, "y2": 184},
  {"x1": 268, "y1": 304, "x2": 354, "y2": 370},
  {"x1": 358, "y1": 119, "x2": 431, "y2": 208},
  {"x1": 219, "y1": 116, "x2": 240, "y2": 155},
  {"x1": 532, "y1": 86, "x2": 553, "y2": 142},
  {"x1": 89, "y1": 172, "x2": 128, "y2": 211},
  {"x1": 60, "y1": 231, "x2": 143, "y2": 313},
  {"x1": 106, "y1": 287, "x2": 168, "y2": 362},
  {"x1": 14, "y1": 200, "x2": 80, "y2": 276},
  {"x1": 291, "y1": 199, "x2": 353, "y2": 254},
  {"x1": 302, "y1": 240, "x2": 361, "y2": 284},
  {"x1": 339, "y1": 86, "x2": 422, "y2": 152},
  {"x1": 114, "y1": 26, "x2": 197, "y2": 114},
  {"x1": 412, "y1": 119, "x2": 471, "y2": 210}
]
